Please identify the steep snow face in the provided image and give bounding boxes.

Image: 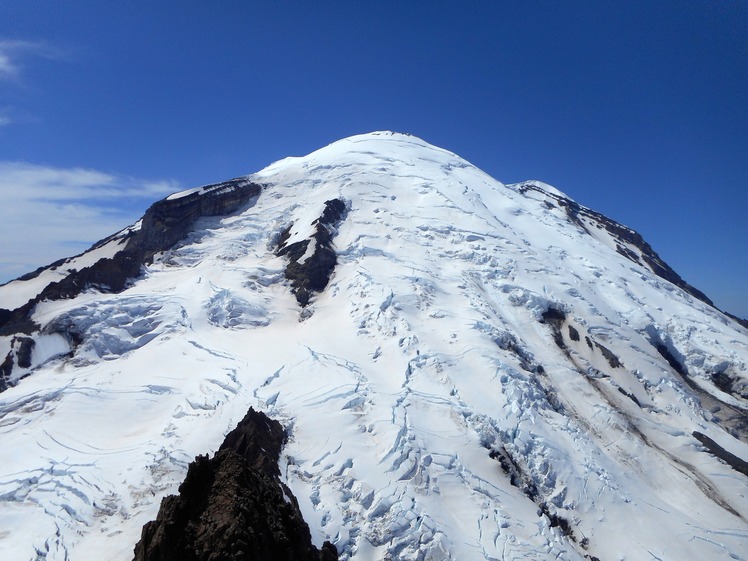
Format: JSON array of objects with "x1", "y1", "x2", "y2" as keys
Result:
[{"x1": 1, "y1": 131, "x2": 747, "y2": 561}]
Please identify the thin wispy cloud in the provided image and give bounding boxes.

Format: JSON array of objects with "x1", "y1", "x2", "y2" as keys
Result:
[
  {"x1": 0, "y1": 161, "x2": 179, "y2": 201},
  {"x1": 0, "y1": 51, "x2": 15, "y2": 79},
  {"x1": 0, "y1": 39, "x2": 68, "y2": 81},
  {"x1": 0, "y1": 161, "x2": 180, "y2": 282},
  {"x1": 0, "y1": 39, "x2": 71, "y2": 128}
]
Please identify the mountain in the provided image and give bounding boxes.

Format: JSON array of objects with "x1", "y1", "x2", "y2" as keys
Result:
[{"x1": 0, "y1": 131, "x2": 746, "y2": 561}]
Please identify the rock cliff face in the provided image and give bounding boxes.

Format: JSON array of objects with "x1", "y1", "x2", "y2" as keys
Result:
[
  {"x1": 129, "y1": 178, "x2": 262, "y2": 261},
  {"x1": 0, "y1": 179, "x2": 262, "y2": 387},
  {"x1": 276, "y1": 198, "x2": 348, "y2": 306},
  {"x1": 132, "y1": 408, "x2": 338, "y2": 561},
  {"x1": 0, "y1": 336, "x2": 34, "y2": 391}
]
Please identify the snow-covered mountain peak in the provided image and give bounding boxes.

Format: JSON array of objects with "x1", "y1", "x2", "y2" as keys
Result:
[
  {"x1": 254, "y1": 131, "x2": 486, "y2": 185},
  {"x1": 1, "y1": 134, "x2": 747, "y2": 561}
]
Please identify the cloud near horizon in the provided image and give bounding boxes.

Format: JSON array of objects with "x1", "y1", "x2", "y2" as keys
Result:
[{"x1": 0, "y1": 161, "x2": 180, "y2": 283}]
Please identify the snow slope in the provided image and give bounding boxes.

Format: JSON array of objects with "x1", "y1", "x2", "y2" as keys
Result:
[{"x1": 1, "y1": 131, "x2": 747, "y2": 561}]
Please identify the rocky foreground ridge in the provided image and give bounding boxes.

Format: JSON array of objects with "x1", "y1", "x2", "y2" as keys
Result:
[{"x1": 133, "y1": 408, "x2": 337, "y2": 561}]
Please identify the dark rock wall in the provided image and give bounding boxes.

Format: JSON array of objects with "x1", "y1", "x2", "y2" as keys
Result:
[
  {"x1": 277, "y1": 198, "x2": 348, "y2": 306},
  {"x1": 132, "y1": 408, "x2": 338, "y2": 561},
  {"x1": 693, "y1": 431, "x2": 748, "y2": 477},
  {"x1": 0, "y1": 335, "x2": 35, "y2": 390},
  {"x1": 129, "y1": 179, "x2": 261, "y2": 260}
]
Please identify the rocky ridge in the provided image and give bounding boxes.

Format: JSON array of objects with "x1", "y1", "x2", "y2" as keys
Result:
[
  {"x1": 133, "y1": 407, "x2": 338, "y2": 561},
  {"x1": 515, "y1": 181, "x2": 714, "y2": 306},
  {"x1": 0, "y1": 178, "x2": 261, "y2": 387}
]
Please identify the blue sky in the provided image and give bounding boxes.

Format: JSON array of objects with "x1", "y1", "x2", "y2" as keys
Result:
[{"x1": 1, "y1": 1, "x2": 746, "y2": 317}]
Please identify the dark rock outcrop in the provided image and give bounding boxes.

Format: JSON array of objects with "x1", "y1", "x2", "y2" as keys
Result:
[
  {"x1": 127, "y1": 178, "x2": 262, "y2": 262},
  {"x1": 277, "y1": 198, "x2": 348, "y2": 306},
  {"x1": 132, "y1": 408, "x2": 338, "y2": 561},
  {"x1": 0, "y1": 336, "x2": 35, "y2": 390},
  {"x1": 595, "y1": 341, "x2": 622, "y2": 369},
  {"x1": 693, "y1": 431, "x2": 748, "y2": 477},
  {"x1": 0, "y1": 301, "x2": 39, "y2": 337},
  {"x1": 0, "y1": 353, "x2": 10, "y2": 392},
  {"x1": 540, "y1": 307, "x2": 568, "y2": 350},
  {"x1": 12, "y1": 336, "x2": 34, "y2": 368}
]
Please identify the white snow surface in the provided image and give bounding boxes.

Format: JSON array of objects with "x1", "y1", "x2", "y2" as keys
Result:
[{"x1": 1, "y1": 131, "x2": 747, "y2": 561}]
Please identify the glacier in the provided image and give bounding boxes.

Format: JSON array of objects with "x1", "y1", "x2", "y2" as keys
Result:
[{"x1": 0, "y1": 131, "x2": 746, "y2": 560}]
